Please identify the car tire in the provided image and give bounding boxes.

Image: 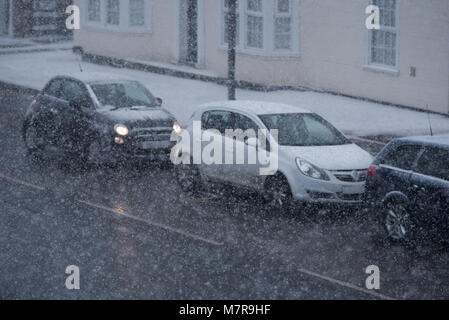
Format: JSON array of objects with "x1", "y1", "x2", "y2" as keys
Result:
[
  {"x1": 383, "y1": 200, "x2": 415, "y2": 244},
  {"x1": 175, "y1": 155, "x2": 201, "y2": 195},
  {"x1": 263, "y1": 174, "x2": 293, "y2": 213}
]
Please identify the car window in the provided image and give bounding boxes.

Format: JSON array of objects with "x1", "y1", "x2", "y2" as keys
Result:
[
  {"x1": 381, "y1": 144, "x2": 422, "y2": 170},
  {"x1": 90, "y1": 81, "x2": 158, "y2": 109},
  {"x1": 43, "y1": 80, "x2": 62, "y2": 98},
  {"x1": 259, "y1": 113, "x2": 350, "y2": 146},
  {"x1": 201, "y1": 110, "x2": 233, "y2": 134},
  {"x1": 60, "y1": 80, "x2": 90, "y2": 105},
  {"x1": 233, "y1": 113, "x2": 259, "y2": 132},
  {"x1": 414, "y1": 147, "x2": 449, "y2": 181},
  {"x1": 303, "y1": 115, "x2": 342, "y2": 145}
]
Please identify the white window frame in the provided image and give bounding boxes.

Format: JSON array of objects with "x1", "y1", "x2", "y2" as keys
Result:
[
  {"x1": 245, "y1": 0, "x2": 264, "y2": 50},
  {"x1": 273, "y1": 0, "x2": 293, "y2": 52},
  {"x1": 87, "y1": 0, "x2": 102, "y2": 23},
  {"x1": 83, "y1": 0, "x2": 152, "y2": 33},
  {"x1": 365, "y1": 0, "x2": 400, "y2": 74},
  {"x1": 219, "y1": 0, "x2": 299, "y2": 57}
]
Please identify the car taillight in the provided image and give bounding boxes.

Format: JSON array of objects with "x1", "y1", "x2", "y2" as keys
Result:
[{"x1": 367, "y1": 165, "x2": 377, "y2": 179}]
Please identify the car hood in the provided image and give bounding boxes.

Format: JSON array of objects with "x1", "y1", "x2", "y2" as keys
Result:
[
  {"x1": 97, "y1": 106, "x2": 175, "y2": 127},
  {"x1": 280, "y1": 143, "x2": 373, "y2": 170}
]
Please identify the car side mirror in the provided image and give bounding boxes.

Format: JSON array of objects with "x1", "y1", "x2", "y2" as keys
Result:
[{"x1": 156, "y1": 97, "x2": 163, "y2": 106}]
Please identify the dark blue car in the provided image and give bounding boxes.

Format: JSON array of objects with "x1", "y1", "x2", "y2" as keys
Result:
[{"x1": 365, "y1": 135, "x2": 449, "y2": 242}]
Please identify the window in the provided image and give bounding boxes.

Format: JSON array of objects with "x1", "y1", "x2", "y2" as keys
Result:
[
  {"x1": 415, "y1": 147, "x2": 449, "y2": 181},
  {"x1": 85, "y1": 0, "x2": 151, "y2": 31},
  {"x1": 60, "y1": 80, "x2": 89, "y2": 104},
  {"x1": 44, "y1": 80, "x2": 62, "y2": 98},
  {"x1": 259, "y1": 113, "x2": 350, "y2": 146},
  {"x1": 129, "y1": 0, "x2": 145, "y2": 26},
  {"x1": 106, "y1": 0, "x2": 120, "y2": 26},
  {"x1": 233, "y1": 113, "x2": 259, "y2": 131},
  {"x1": 381, "y1": 144, "x2": 422, "y2": 170},
  {"x1": 88, "y1": 0, "x2": 101, "y2": 22},
  {"x1": 90, "y1": 82, "x2": 158, "y2": 109},
  {"x1": 202, "y1": 111, "x2": 233, "y2": 134},
  {"x1": 369, "y1": 0, "x2": 398, "y2": 67},
  {"x1": 221, "y1": 0, "x2": 299, "y2": 56},
  {"x1": 246, "y1": 0, "x2": 264, "y2": 48},
  {"x1": 274, "y1": 0, "x2": 292, "y2": 50}
]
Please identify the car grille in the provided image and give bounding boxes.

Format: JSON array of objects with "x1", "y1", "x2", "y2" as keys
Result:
[
  {"x1": 332, "y1": 169, "x2": 368, "y2": 182},
  {"x1": 131, "y1": 127, "x2": 172, "y2": 143}
]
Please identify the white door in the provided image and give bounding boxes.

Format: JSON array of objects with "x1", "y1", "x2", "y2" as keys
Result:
[
  {"x1": 223, "y1": 112, "x2": 262, "y2": 187},
  {"x1": 0, "y1": 0, "x2": 9, "y2": 35},
  {"x1": 198, "y1": 110, "x2": 231, "y2": 181}
]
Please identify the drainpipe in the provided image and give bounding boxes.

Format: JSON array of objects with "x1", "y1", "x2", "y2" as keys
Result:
[{"x1": 227, "y1": 0, "x2": 237, "y2": 100}]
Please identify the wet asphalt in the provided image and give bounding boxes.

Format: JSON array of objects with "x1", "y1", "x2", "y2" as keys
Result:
[{"x1": 0, "y1": 86, "x2": 448, "y2": 299}]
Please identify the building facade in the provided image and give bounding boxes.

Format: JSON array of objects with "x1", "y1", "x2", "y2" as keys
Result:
[
  {"x1": 73, "y1": 0, "x2": 449, "y2": 114},
  {"x1": 0, "y1": 0, "x2": 72, "y2": 38}
]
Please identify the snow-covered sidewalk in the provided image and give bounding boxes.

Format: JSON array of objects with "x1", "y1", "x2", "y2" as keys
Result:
[
  {"x1": 0, "y1": 50, "x2": 448, "y2": 137},
  {"x1": 0, "y1": 36, "x2": 73, "y2": 54}
]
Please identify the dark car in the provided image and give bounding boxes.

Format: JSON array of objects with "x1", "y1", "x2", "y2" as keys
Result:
[
  {"x1": 365, "y1": 134, "x2": 449, "y2": 242},
  {"x1": 23, "y1": 74, "x2": 178, "y2": 165}
]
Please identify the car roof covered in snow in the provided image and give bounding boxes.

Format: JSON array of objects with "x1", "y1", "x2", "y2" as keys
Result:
[
  {"x1": 199, "y1": 100, "x2": 312, "y2": 115},
  {"x1": 397, "y1": 134, "x2": 449, "y2": 147},
  {"x1": 50, "y1": 72, "x2": 135, "y2": 85}
]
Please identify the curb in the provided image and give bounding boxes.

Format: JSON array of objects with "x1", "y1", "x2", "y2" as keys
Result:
[
  {"x1": 81, "y1": 52, "x2": 311, "y2": 93},
  {"x1": 0, "y1": 47, "x2": 73, "y2": 56}
]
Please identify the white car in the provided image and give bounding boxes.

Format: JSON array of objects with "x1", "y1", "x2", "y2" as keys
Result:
[{"x1": 175, "y1": 101, "x2": 373, "y2": 209}]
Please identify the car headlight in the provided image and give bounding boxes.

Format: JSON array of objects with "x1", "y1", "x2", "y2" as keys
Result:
[
  {"x1": 114, "y1": 124, "x2": 129, "y2": 136},
  {"x1": 296, "y1": 158, "x2": 330, "y2": 181},
  {"x1": 173, "y1": 123, "x2": 183, "y2": 134}
]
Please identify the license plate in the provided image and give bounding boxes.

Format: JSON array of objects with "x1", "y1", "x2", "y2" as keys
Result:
[
  {"x1": 140, "y1": 141, "x2": 172, "y2": 149},
  {"x1": 342, "y1": 185, "x2": 365, "y2": 194}
]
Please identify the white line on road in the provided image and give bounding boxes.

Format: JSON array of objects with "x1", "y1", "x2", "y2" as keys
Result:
[
  {"x1": 0, "y1": 173, "x2": 46, "y2": 191},
  {"x1": 0, "y1": 172, "x2": 397, "y2": 298},
  {"x1": 297, "y1": 268, "x2": 395, "y2": 300},
  {"x1": 78, "y1": 200, "x2": 225, "y2": 247}
]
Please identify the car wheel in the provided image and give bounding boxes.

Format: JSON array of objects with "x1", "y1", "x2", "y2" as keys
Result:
[
  {"x1": 384, "y1": 201, "x2": 413, "y2": 242},
  {"x1": 175, "y1": 156, "x2": 201, "y2": 195},
  {"x1": 264, "y1": 175, "x2": 293, "y2": 212}
]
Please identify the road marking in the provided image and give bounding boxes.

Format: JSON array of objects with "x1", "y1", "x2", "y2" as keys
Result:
[
  {"x1": 0, "y1": 173, "x2": 46, "y2": 191},
  {"x1": 349, "y1": 136, "x2": 388, "y2": 146},
  {"x1": 297, "y1": 268, "x2": 395, "y2": 300},
  {"x1": 78, "y1": 200, "x2": 224, "y2": 247},
  {"x1": 0, "y1": 172, "x2": 397, "y2": 298}
]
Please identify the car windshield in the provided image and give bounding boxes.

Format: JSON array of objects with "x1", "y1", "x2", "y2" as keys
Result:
[
  {"x1": 259, "y1": 113, "x2": 351, "y2": 146},
  {"x1": 90, "y1": 81, "x2": 158, "y2": 109}
]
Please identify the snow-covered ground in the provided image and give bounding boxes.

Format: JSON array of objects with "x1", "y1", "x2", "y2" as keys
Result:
[{"x1": 0, "y1": 50, "x2": 448, "y2": 137}]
